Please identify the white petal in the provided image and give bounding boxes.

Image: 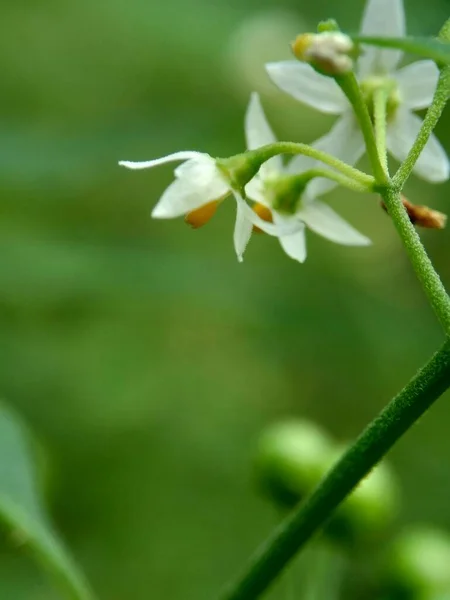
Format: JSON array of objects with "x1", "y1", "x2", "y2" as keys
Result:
[
  {"x1": 286, "y1": 114, "x2": 365, "y2": 198},
  {"x1": 119, "y1": 151, "x2": 203, "y2": 170},
  {"x1": 152, "y1": 176, "x2": 228, "y2": 219},
  {"x1": 298, "y1": 200, "x2": 371, "y2": 246},
  {"x1": 265, "y1": 61, "x2": 347, "y2": 115},
  {"x1": 279, "y1": 228, "x2": 307, "y2": 263},
  {"x1": 358, "y1": 0, "x2": 406, "y2": 77},
  {"x1": 233, "y1": 193, "x2": 301, "y2": 237},
  {"x1": 395, "y1": 60, "x2": 439, "y2": 110},
  {"x1": 273, "y1": 213, "x2": 307, "y2": 263},
  {"x1": 245, "y1": 92, "x2": 282, "y2": 176},
  {"x1": 387, "y1": 109, "x2": 450, "y2": 182},
  {"x1": 233, "y1": 199, "x2": 254, "y2": 262},
  {"x1": 245, "y1": 176, "x2": 268, "y2": 205}
]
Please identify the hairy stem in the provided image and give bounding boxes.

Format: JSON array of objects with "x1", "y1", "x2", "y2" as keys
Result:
[
  {"x1": 248, "y1": 142, "x2": 374, "y2": 187},
  {"x1": 335, "y1": 73, "x2": 388, "y2": 184},
  {"x1": 381, "y1": 185, "x2": 450, "y2": 334},
  {"x1": 220, "y1": 340, "x2": 450, "y2": 600},
  {"x1": 394, "y1": 19, "x2": 450, "y2": 188},
  {"x1": 373, "y1": 88, "x2": 389, "y2": 176}
]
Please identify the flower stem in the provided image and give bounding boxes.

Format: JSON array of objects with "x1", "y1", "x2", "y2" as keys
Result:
[
  {"x1": 373, "y1": 88, "x2": 389, "y2": 176},
  {"x1": 303, "y1": 168, "x2": 374, "y2": 193},
  {"x1": 250, "y1": 142, "x2": 374, "y2": 187},
  {"x1": 393, "y1": 19, "x2": 450, "y2": 189},
  {"x1": 335, "y1": 73, "x2": 388, "y2": 185},
  {"x1": 380, "y1": 185, "x2": 450, "y2": 334},
  {"x1": 219, "y1": 339, "x2": 450, "y2": 600}
]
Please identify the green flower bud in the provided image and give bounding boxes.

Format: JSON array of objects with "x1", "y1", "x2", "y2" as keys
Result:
[
  {"x1": 254, "y1": 420, "x2": 334, "y2": 509},
  {"x1": 384, "y1": 527, "x2": 450, "y2": 599},
  {"x1": 326, "y1": 449, "x2": 400, "y2": 547}
]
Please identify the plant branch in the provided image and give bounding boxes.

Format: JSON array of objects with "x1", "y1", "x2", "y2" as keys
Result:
[
  {"x1": 219, "y1": 339, "x2": 450, "y2": 600},
  {"x1": 393, "y1": 19, "x2": 450, "y2": 188},
  {"x1": 373, "y1": 88, "x2": 389, "y2": 176},
  {"x1": 335, "y1": 73, "x2": 388, "y2": 184},
  {"x1": 249, "y1": 142, "x2": 374, "y2": 187},
  {"x1": 381, "y1": 185, "x2": 450, "y2": 334}
]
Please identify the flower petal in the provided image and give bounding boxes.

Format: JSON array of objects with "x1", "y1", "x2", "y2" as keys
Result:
[
  {"x1": 233, "y1": 199, "x2": 254, "y2": 262},
  {"x1": 273, "y1": 213, "x2": 307, "y2": 263},
  {"x1": 279, "y1": 228, "x2": 307, "y2": 263},
  {"x1": 358, "y1": 0, "x2": 406, "y2": 77},
  {"x1": 287, "y1": 113, "x2": 365, "y2": 197},
  {"x1": 152, "y1": 176, "x2": 229, "y2": 219},
  {"x1": 119, "y1": 151, "x2": 203, "y2": 170},
  {"x1": 245, "y1": 176, "x2": 268, "y2": 205},
  {"x1": 395, "y1": 60, "x2": 439, "y2": 110},
  {"x1": 245, "y1": 92, "x2": 282, "y2": 176},
  {"x1": 298, "y1": 200, "x2": 371, "y2": 246},
  {"x1": 387, "y1": 109, "x2": 450, "y2": 182},
  {"x1": 265, "y1": 61, "x2": 347, "y2": 114},
  {"x1": 233, "y1": 193, "x2": 301, "y2": 237}
]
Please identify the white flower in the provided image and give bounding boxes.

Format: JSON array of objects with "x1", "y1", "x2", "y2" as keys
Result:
[
  {"x1": 119, "y1": 151, "x2": 297, "y2": 262},
  {"x1": 244, "y1": 93, "x2": 371, "y2": 263},
  {"x1": 266, "y1": 0, "x2": 449, "y2": 183}
]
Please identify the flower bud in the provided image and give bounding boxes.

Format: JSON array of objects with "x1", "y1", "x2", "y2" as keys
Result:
[
  {"x1": 326, "y1": 450, "x2": 400, "y2": 547},
  {"x1": 383, "y1": 527, "x2": 450, "y2": 598},
  {"x1": 381, "y1": 196, "x2": 447, "y2": 230},
  {"x1": 253, "y1": 420, "x2": 334, "y2": 509},
  {"x1": 291, "y1": 32, "x2": 355, "y2": 75}
]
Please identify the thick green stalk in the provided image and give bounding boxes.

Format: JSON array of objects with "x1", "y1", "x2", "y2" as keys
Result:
[
  {"x1": 381, "y1": 185, "x2": 450, "y2": 334},
  {"x1": 220, "y1": 340, "x2": 450, "y2": 600}
]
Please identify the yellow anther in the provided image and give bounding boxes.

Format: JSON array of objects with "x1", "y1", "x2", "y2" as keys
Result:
[
  {"x1": 185, "y1": 200, "x2": 219, "y2": 229},
  {"x1": 252, "y1": 202, "x2": 273, "y2": 233}
]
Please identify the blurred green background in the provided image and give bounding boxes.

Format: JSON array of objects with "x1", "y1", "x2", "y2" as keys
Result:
[{"x1": 1, "y1": 0, "x2": 450, "y2": 598}]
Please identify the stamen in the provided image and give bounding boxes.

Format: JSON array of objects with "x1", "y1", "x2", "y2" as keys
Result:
[
  {"x1": 185, "y1": 200, "x2": 219, "y2": 228},
  {"x1": 252, "y1": 202, "x2": 273, "y2": 234}
]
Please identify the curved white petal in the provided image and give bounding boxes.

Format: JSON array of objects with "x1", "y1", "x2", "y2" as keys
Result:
[
  {"x1": 152, "y1": 176, "x2": 229, "y2": 219},
  {"x1": 287, "y1": 114, "x2": 365, "y2": 198},
  {"x1": 119, "y1": 151, "x2": 203, "y2": 170},
  {"x1": 387, "y1": 109, "x2": 450, "y2": 182},
  {"x1": 233, "y1": 193, "x2": 301, "y2": 237},
  {"x1": 298, "y1": 200, "x2": 371, "y2": 246},
  {"x1": 245, "y1": 92, "x2": 282, "y2": 176},
  {"x1": 395, "y1": 60, "x2": 439, "y2": 110},
  {"x1": 274, "y1": 213, "x2": 307, "y2": 263},
  {"x1": 279, "y1": 228, "x2": 307, "y2": 263},
  {"x1": 245, "y1": 176, "x2": 268, "y2": 205},
  {"x1": 358, "y1": 0, "x2": 406, "y2": 77},
  {"x1": 233, "y1": 199, "x2": 254, "y2": 262},
  {"x1": 265, "y1": 61, "x2": 347, "y2": 115}
]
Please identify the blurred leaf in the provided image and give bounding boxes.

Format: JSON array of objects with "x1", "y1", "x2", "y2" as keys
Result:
[
  {"x1": 0, "y1": 403, "x2": 95, "y2": 600},
  {"x1": 352, "y1": 35, "x2": 450, "y2": 64}
]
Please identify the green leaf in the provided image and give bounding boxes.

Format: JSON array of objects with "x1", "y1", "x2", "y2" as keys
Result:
[
  {"x1": 351, "y1": 35, "x2": 450, "y2": 65},
  {"x1": 0, "y1": 403, "x2": 96, "y2": 600}
]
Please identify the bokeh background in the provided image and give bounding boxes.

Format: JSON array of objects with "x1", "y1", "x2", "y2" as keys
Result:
[{"x1": 1, "y1": 0, "x2": 450, "y2": 598}]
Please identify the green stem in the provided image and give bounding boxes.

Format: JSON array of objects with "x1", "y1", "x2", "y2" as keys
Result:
[
  {"x1": 380, "y1": 185, "x2": 450, "y2": 334},
  {"x1": 247, "y1": 142, "x2": 374, "y2": 187},
  {"x1": 303, "y1": 168, "x2": 374, "y2": 193},
  {"x1": 393, "y1": 65, "x2": 450, "y2": 188},
  {"x1": 393, "y1": 19, "x2": 450, "y2": 189},
  {"x1": 373, "y1": 89, "x2": 389, "y2": 176},
  {"x1": 335, "y1": 73, "x2": 388, "y2": 184},
  {"x1": 219, "y1": 339, "x2": 450, "y2": 600}
]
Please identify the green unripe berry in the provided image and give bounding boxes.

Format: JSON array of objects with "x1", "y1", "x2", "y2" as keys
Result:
[{"x1": 254, "y1": 420, "x2": 334, "y2": 509}]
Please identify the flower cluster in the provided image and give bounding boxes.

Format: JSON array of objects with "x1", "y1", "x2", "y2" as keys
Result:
[{"x1": 119, "y1": 0, "x2": 449, "y2": 263}]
